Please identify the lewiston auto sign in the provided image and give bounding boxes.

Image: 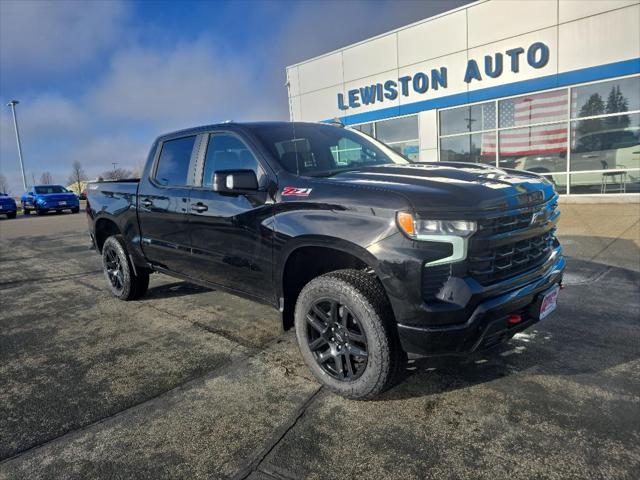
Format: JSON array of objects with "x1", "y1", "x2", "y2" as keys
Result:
[{"x1": 337, "y1": 41, "x2": 550, "y2": 111}]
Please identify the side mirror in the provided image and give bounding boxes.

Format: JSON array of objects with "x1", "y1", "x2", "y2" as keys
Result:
[{"x1": 212, "y1": 170, "x2": 258, "y2": 194}]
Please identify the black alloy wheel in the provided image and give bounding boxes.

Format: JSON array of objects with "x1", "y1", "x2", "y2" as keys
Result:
[
  {"x1": 295, "y1": 269, "x2": 406, "y2": 399},
  {"x1": 306, "y1": 298, "x2": 369, "y2": 381},
  {"x1": 101, "y1": 235, "x2": 150, "y2": 300},
  {"x1": 103, "y1": 243, "x2": 125, "y2": 294}
]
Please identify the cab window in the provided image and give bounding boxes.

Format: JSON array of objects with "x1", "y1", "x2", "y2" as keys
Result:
[
  {"x1": 202, "y1": 134, "x2": 261, "y2": 187},
  {"x1": 155, "y1": 135, "x2": 196, "y2": 186}
]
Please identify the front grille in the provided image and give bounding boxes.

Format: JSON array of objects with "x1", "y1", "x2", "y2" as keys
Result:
[
  {"x1": 421, "y1": 264, "x2": 451, "y2": 301},
  {"x1": 477, "y1": 201, "x2": 558, "y2": 236},
  {"x1": 468, "y1": 230, "x2": 555, "y2": 285}
]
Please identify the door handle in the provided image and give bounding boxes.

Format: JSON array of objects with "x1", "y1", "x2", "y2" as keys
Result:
[
  {"x1": 190, "y1": 202, "x2": 208, "y2": 213},
  {"x1": 141, "y1": 198, "x2": 153, "y2": 207}
]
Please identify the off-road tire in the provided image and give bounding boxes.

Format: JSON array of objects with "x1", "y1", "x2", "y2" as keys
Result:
[
  {"x1": 294, "y1": 269, "x2": 405, "y2": 400},
  {"x1": 102, "y1": 235, "x2": 150, "y2": 301}
]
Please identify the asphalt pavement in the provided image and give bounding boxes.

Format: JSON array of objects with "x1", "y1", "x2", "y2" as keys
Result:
[{"x1": 0, "y1": 206, "x2": 638, "y2": 479}]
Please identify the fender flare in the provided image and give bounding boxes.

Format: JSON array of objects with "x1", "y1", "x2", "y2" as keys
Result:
[{"x1": 275, "y1": 235, "x2": 381, "y2": 301}]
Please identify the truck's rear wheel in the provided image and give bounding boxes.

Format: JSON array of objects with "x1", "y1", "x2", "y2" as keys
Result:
[
  {"x1": 102, "y1": 235, "x2": 149, "y2": 301},
  {"x1": 294, "y1": 269, "x2": 405, "y2": 400}
]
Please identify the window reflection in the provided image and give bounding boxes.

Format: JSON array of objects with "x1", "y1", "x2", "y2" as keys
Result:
[
  {"x1": 499, "y1": 123, "x2": 567, "y2": 173},
  {"x1": 570, "y1": 113, "x2": 639, "y2": 172},
  {"x1": 376, "y1": 116, "x2": 418, "y2": 144},
  {"x1": 440, "y1": 102, "x2": 495, "y2": 136},
  {"x1": 571, "y1": 77, "x2": 640, "y2": 118},
  {"x1": 353, "y1": 122, "x2": 374, "y2": 137},
  {"x1": 499, "y1": 90, "x2": 568, "y2": 128},
  {"x1": 570, "y1": 170, "x2": 640, "y2": 194},
  {"x1": 440, "y1": 133, "x2": 496, "y2": 165}
]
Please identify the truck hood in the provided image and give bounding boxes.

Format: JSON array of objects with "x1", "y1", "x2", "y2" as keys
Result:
[{"x1": 323, "y1": 162, "x2": 556, "y2": 213}]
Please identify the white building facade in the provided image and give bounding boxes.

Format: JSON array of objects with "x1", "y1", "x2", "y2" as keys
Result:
[{"x1": 286, "y1": 0, "x2": 640, "y2": 196}]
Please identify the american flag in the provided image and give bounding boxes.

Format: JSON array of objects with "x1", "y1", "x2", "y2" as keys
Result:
[{"x1": 482, "y1": 90, "x2": 568, "y2": 157}]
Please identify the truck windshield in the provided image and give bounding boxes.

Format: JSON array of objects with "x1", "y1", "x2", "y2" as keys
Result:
[
  {"x1": 34, "y1": 185, "x2": 69, "y2": 194},
  {"x1": 250, "y1": 123, "x2": 411, "y2": 177}
]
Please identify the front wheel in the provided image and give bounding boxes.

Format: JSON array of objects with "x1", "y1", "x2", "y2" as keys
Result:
[
  {"x1": 7, "y1": 212, "x2": 16, "y2": 219},
  {"x1": 102, "y1": 235, "x2": 149, "y2": 300},
  {"x1": 294, "y1": 269, "x2": 405, "y2": 400},
  {"x1": 71, "y1": 206, "x2": 80, "y2": 214}
]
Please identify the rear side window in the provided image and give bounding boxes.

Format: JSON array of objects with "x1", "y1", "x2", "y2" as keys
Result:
[
  {"x1": 155, "y1": 136, "x2": 196, "y2": 186},
  {"x1": 202, "y1": 134, "x2": 259, "y2": 187}
]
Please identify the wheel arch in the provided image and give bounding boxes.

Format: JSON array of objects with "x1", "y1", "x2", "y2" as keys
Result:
[
  {"x1": 277, "y1": 236, "x2": 385, "y2": 331},
  {"x1": 94, "y1": 217, "x2": 122, "y2": 253}
]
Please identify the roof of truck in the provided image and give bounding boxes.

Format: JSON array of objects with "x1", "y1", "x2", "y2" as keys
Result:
[{"x1": 156, "y1": 121, "x2": 338, "y2": 140}]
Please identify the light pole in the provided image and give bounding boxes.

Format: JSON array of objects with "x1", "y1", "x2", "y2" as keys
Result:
[{"x1": 6, "y1": 100, "x2": 27, "y2": 191}]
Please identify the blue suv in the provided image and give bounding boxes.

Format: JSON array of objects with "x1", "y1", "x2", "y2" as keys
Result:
[
  {"x1": 0, "y1": 192, "x2": 17, "y2": 219},
  {"x1": 21, "y1": 185, "x2": 80, "y2": 215}
]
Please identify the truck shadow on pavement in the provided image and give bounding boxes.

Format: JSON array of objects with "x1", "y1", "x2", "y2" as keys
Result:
[
  {"x1": 379, "y1": 256, "x2": 640, "y2": 402},
  {"x1": 142, "y1": 281, "x2": 213, "y2": 300}
]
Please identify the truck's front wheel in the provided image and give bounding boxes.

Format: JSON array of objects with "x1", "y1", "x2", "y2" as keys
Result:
[
  {"x1": 294, "y1": 269, "x2": 405, "y2": 400},
  {"x1": 102, "y1": 235, "x2": 149, "y2": 301}
]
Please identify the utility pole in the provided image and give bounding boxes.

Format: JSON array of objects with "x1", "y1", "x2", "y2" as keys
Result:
[
  {"x1": 112, "y1": 162, "x2": 118, "y2": 171},
  {"x1": 6, "y1": 100, "x2": 27, "y2": 191}
]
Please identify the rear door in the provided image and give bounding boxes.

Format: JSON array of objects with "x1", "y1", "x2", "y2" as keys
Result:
[
  {"x1": 137, "y1": 134, "x2": 201, "y2": 274},
  {"x1": 186, "y1": 130, "x2": 275, "y2": 301}
]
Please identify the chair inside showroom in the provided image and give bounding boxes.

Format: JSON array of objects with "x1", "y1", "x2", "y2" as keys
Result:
[{"x1": 600, "y1": 160, "x2": 627, "y2": 194}]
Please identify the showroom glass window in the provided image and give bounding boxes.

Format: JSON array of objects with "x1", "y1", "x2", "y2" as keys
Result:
[
  {"x1": 438, "y1": 102, "x2": 496, "y2": 166},
  {"x1": 352, "y1": 115, "x2": 419, "y2": 160},
  {"x1": 438, "y1": 75, "x2": 640, "y2": 194},
  {"x1": 154, "y1": 135, "x2": 196, "y2": 186},
  {"x1": 498, "y1": 90, "x2": 569, "y2": 175},
  {"x1": 569, "y1": 77, "x2": 640, "y2": 194}
]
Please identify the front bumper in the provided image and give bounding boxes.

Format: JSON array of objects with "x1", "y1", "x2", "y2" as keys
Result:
[
  {"x1": 37, "y1": 202, "x2": 79, "y2": 210},
  {"x1": 396, "y1": 251, "x2": 565, "y2": 356}
]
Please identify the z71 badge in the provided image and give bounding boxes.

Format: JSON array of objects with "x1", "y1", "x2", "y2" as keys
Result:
[{"x1": 282, "y1": 187, "x2": 312, "y2": 197}]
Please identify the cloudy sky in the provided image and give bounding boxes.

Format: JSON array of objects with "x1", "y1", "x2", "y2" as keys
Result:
[{"x1": 0, "y1": 0, "x2": 470, "y2": 193}]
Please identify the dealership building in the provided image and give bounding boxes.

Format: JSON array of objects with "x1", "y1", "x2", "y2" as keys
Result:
[{"x1": 286, "y1": 0, "x2": 640, "y2": 197}]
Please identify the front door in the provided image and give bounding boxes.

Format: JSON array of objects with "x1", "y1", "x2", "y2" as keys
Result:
[
  {"x1": 137, "y1": 134, "x2": 198, "y2": 274},
  {"x1": 187, "y1": 132, "x2": 274, "y2": 301}
]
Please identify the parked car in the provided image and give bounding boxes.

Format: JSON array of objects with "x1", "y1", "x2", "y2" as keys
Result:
[
  {"x1": 0, "y1": 192, "x2": 17, "y2": 219},
  {"x1": 86, "y1": 122, "x2": 564, "y2": 399},
  {"x1": 22, "y1": 185, "x2": 80, "y2": 215}
]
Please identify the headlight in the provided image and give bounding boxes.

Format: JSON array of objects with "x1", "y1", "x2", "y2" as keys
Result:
[
  {"x1": 396, "y1": 212, "x2": 476, "y2": 266},
  {"x1": 396, "y1": 212, "x2": 476, "y2": 239}
]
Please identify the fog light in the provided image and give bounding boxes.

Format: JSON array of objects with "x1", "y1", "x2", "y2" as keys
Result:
[{"x1": 508, "y1": 314, "x2": 522, "y2": 325}]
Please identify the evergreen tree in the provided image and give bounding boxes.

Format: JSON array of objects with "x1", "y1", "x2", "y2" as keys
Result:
[
  {"x1": 576, "y1": 93, "x2": 605, "y2": 152},
  {"x1": 605, "y1": 85, "x2": 630, "y2": 129}
]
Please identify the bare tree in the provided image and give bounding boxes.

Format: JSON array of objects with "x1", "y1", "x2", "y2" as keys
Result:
[
  {"x1": 40, "y1": 172, "x2": 54, "y2": 184},
  {"x1": 0, "y1": 173, "x2": 10, "y2": 194},
  {"x1": 101, "y1": 168, "x2": 133, "y2": 180},
  {"x1": 68, "y1": 161, "x2": 87, "y2": 194}
]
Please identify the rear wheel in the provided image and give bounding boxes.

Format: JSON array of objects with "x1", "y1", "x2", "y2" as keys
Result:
[
  {"x1": 7, "y1": 212, "x2": 16, "y2": 219},
  {"x1": 294, "y1": 269, "x2": 405, "y2": 400},
  {"x1": 102, "y1": 235, "x2": 149, "y2": 300},
  {"x1": 71, "y1": 206, "x2": 80, "y2": 214}
]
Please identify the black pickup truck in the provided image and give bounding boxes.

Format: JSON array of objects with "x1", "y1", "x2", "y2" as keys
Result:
[{"x1": 87, "y1": 121, "x2": 565, "y2": 399}]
